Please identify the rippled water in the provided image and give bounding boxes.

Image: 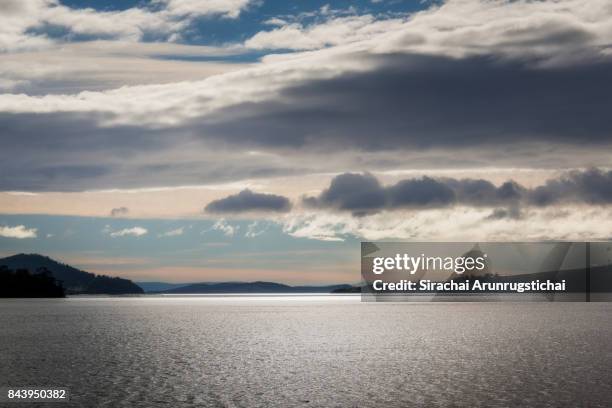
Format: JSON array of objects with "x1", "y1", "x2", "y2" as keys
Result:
[{"x1": 1, "y1": 296, "x2": 611, "y2": 407}]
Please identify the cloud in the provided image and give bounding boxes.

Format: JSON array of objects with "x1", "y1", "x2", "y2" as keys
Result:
[
  {"x1": 0, "y1": 0, "x2": 253, "y2": 52},
  {"x1": 445, "y1": 178, "x2": 524, "y2": 207},
  {"x1": 107, "y1": 226, "x2": 148, "y2": 237},
  {"x1": 2, "y1": 0, "x2": 612, "y2": 192},
  {"x1": 0, "y1": 41, "x2": 249, "y2": 95},
  {"x1": 110, "y1": 206, "x2": 129, "y2": 217},
  {"x1": 245, "y1": 15, "x2": 407, "y2": 50},
  {"x1": 244, "y1": 0, "x2": 612, "y2": 66},
  {"x1": 0, "y1": 224, "x2": 38, "y2": 239},
  {"x1": 282, "y1": 205, "x2": 612, "y2": 242},
  {"x1": 529, "y1": 168, "x2": 612, "y2": 206},
  {"x1": 158, "y1": 226, "x2": 185, "y2": 237},
  {"x1": 263, "y1": 18, "x2": 288, "y2": 27},
  {"x1": 0, "y1": 112, "x2": 313, "y2": 191},
  {"x1": 304, "y1": 169, "x2": 612, "y2": 215},
  {"x1": 304, "y1": 172, "x2": 517, "y2": 215},
  {"x1": 485, "y1": 206, "x2": 523, "y2": 221},
  {"x1": 303, "y1": 173, "x2": 387, "y2": 215},
  {"x1": 204, "y1": 54, "x2": 612, "y2": 152},
  {"x1": 4, "y1": 0, "x2": 612, "y2": 124},
  {"x1": 208, "y1": 219, "x2": 237, "y2": 236},
  {"x1": 244, "y1": 221, "x2": 271, "y2": 238},
  {"x1": 161, "y1": 0, "x2": 251, "y2": 19},
  {"x1": 282, "y1": 215, "x2": 350, "y2": 241},
  {"x1": 205, "y1": 189, "x2": 292, "y2": 213}
]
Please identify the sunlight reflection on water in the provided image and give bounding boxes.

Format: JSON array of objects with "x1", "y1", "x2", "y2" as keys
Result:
[{"x1": 1, "y1": 297, "x2": 611, "y2": 407}]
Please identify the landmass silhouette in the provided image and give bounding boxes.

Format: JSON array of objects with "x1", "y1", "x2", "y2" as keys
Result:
[
  {"x1": 0, "y1": 266, "x2": 65, "y2": 298},
  {"x1": 0, "y1": 254, "x2": 143, "y2": 295}
]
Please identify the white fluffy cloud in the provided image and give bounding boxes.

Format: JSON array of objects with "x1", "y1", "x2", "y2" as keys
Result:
[
  {"x1": 245, "y1": 15, "x2": 407, "y2": 50},
  {"x1": 245, "y1": 221, "x2": 269, "y2": 238},
  {"x1": 0, "y1": 224, "x2": 38, "y2": 239},
  {"x1": 106, "y1": 226, "x2": 148, "y2": 237},
  {"x1": 160, "y1": 0, "x2": 250, "y2": 19},
  {"x1": 208, "y1": 219, "x2": 237, "y2": 237},
  {"x1": 158, "y1": 226, "x2": 185, "y2": 237}
]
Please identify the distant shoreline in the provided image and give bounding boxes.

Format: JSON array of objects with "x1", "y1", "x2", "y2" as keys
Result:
[{"x1": 66, "y1": 293, "x2": 361, "y2": 297}]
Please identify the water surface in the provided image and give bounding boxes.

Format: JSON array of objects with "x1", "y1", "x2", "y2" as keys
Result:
[{"x1": 1, "y1": 296, "x2": 610, "y2": 407}]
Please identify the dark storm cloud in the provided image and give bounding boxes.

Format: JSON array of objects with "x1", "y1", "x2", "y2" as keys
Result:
[
  {"x1": 0, "y1": 112, "x2": 309, "y2": 191},
  {"x1": 302, "y1": 173, "x2": 386, "y2": 214},
  {"x1": 0, "y1": 112, "x2": 166, "y2": 191},
  {"x1": 528, "y1": 168, "x2": 612, "y2": 206},
  {"x1": 445, "y1": 179, "x2": 525, "y2": 206},
  {"x1": 305, "y1": 169, "x2": 612, "y2": 215},
  {"x1": 196, "y1": 54, "x2": 612, "y2": 150},
  {"x1": 304, "y1": 173, "x2": 522, "y2": 215},
  {"x1": 39, "y1": 164, "x2": 109, "y2": 179},
  {"x1": 388, "y1": 178, "x2": 455, "y2": 207},
  {"x1": 205, "y1": 189, "x2": 292, "y2": 213}
]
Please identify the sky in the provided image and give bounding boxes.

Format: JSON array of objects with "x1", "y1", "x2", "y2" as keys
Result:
[{"x1": 1, "y1": 0, "x2": 612, "y2": 284}]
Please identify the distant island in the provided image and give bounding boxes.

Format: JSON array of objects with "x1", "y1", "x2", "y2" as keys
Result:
[
  {"x1": 140, "y1": 281, "x2": 355, "y2": 294},
  {"x1": 0, "y1": 254, "x2": 143, "y2": 296}
]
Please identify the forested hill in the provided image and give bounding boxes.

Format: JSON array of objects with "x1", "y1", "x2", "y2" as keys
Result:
[
  {"x1": 0, "y1": 254, "x2": 143, "y2": 295},
  {"x1": 0, "y1": 267, "x2": 65, "y2": 298}
]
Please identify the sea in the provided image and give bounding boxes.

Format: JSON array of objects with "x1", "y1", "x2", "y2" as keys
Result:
[{"x1": 1, "y1": 296, "x2": 611, "y2": 407}]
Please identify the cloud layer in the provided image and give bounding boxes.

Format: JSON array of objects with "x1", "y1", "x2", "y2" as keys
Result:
[
  {"x1": 283, "y1": 205, "x2": 612, "y2": 242},
  {"x1": 304, "y1": 169, "x2": 612, "y2": 215},
  {"x1": 1, "y1": 0, "x2": 612, "y2": 197},
  {"x1": 0, "y1": 0, "x2": 252, "y2": 52}
]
